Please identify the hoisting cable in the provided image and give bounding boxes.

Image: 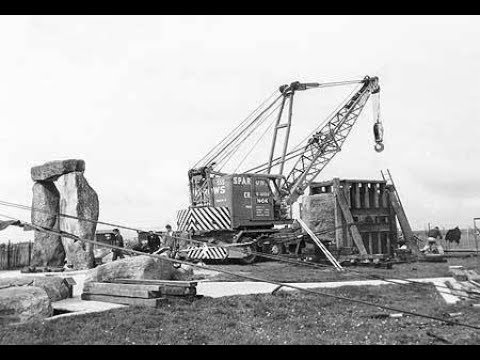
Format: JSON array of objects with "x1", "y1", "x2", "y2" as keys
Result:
[
  {"x1": 215, "y1": 98, "x2": 284, "y2": 171},
  {"x1": 220, "y1": 98, "x2": 284, "y2": 173},
  {"x1": 195, "y1": 89, "x2": 280, "y2": 168},
  {"x1": 0, "y1": 212, "x2": 478, "y2": 331},
  {"x1": 233, "y1": 113, "x2": 279, "y2": 173},
  {"x1": 0, "y1": 199, "x2": 478, "y2": 300},
  {"x1": 203, "y1": 93, "x2": 283, "y2": 170}
]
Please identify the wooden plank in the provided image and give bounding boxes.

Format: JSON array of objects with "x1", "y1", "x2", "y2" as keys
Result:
[
  {"x1": 334, "y1": 187, "x2": 368, "y2": 256},
  {"x1": 343, "y1": 182, "x2": 351, "y2": 247},
  {"x1": 83, "y1": 282, "x2": 162, "y2": 298},
  {"x1": 373, "y1": 184, "x2": 379, "y2": 208},
  {"x1": 81, "y1": 293, "x2": 165, "y2": 307},
  {"x1": 385, "y1": 233, "x2": 393, "y2": 255},
  {"x1": 344, "y1": 182, "x2": 351, "y2": 207},
  {"x1": 364, "y1": 183, "x2": 370, "y2": 209},
  {"x1": 296, "y1": 218, "x2": 343, "y2": 269},
  {"x1": 157, "y1": 285, "x2": 197, "y2": 296},
  {"x1": 110, "y1": 279, "x2": 198, "y2": 287},
  {"x1": 378, "y1": 183, "x2": 386, "y2": 208},
  {"x1": 354, "y1": 183, "x2": 361, "y2": 209},
  {"x1": 333, "y1": 179, "x2": 344, "y2": 249},
  {"x1": 377, "y1": 233, "x2": 382, "y2": 254},
  {"x1": 84, "y1": 282, "x2": 196, "y2": 298},
  {"x1": 387, "y1": 185, "x2": 418, "y2": 254}
]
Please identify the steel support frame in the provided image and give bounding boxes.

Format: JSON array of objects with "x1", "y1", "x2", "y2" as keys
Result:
[{"x1": 284, "y1": 80, "x2": 376, "y2": 205}]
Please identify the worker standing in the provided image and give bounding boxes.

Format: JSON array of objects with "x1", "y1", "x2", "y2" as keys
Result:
[
  {"x1": 146, "y1": 231, "x2": 161, "y2": 253},
  {"x1": 427, "y1": 226, "x2": 442, "y2": 242},
  {"x1": 163, "y1": 224, "x2": 177, "y2": 251},
  {"x1": 112, "y1": 228, "x2": 125, "y2": 261}
]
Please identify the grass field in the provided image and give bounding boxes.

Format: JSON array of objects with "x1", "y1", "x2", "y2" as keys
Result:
[
  {"x1": 1, "y1": 284, "x2": 479, "y2": 345},
  {"x1": 203, "y1": 256, "x2": 480, "y2": 283}
]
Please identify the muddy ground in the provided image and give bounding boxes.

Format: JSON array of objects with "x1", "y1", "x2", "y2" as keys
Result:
[{"x1": 200, "y1": 255, "x2": 480, "y2": 282}]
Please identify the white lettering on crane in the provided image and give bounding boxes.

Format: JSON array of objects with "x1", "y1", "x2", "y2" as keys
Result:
[{"x1": 233, "y1": 176, "x2": 251, "y2": 186}]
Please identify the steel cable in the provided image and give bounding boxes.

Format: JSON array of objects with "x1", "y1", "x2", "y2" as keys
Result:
[{"x1": 0, "y1": 212, "x2": 478, "y2": 331}]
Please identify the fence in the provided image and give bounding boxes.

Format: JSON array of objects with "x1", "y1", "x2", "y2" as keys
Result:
[{"x1": 0, "y1": 241, "x2": 33, "y2": 270}]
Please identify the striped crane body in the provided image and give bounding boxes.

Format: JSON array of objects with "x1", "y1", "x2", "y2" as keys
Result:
[
  {"x1": 177, "y1": 206, "x2": 232, "y2": 232},
  {"x1": 183, "y1": 245, "x2": 229, "y2": 260}
]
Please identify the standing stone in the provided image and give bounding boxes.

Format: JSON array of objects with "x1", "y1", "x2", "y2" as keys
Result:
[
  {"x1": 31, "y1": 159, "x2": 85, "y2": 182},
  {"x1": 57, "y1": 172, "x2": 99, "y2": 270},
  {"x1": 30, "y1": 182, "x2": 65, "y2": 267}
]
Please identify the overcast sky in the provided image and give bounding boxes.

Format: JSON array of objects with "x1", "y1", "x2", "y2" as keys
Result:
[{"x1": 0, "y1": 15, "x2": 479, "y2": 242}]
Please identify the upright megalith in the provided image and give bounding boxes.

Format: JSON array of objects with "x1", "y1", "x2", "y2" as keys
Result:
[
  {"x1": 30, "y1": 159, "x2": 98, "y2": 270},
  {"x1": 30, "y1": 182, "x2": 65, "y2": 267},
  {"x1": 57, "y1": 172, "x2": 99, "y2": 270}
]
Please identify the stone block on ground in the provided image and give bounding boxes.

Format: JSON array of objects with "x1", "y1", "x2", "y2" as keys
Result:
[
  {"x1": 57, "y1": 171, "x2": 98, "y2": 270},
  {"x1": 171, "y1": 264, "x2": 195, "y2": 281},
  {"x1": 31, "y1": 159, "x2": 85, "y2": 182},
  {"x1": 0, "y1": 286, "x2": 52, "y2": 325},
  {"x1": 0, "y1": 276, "x2": 70, "y2": 302},
  {"x1": 84, "y1": 255, "x2": 175, "y2": 283},
  {"x1": 31, "y1": 181, "x2": 65, "y2": 267},
  {"x1": 31, "y1": 276, "x2": 70, "y2": 301}
]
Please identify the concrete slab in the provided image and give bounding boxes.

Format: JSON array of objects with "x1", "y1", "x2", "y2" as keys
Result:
[
  {"x1": 48, "y1": 296, "x2": 127, "y2": 320},
  {"x1": 196, "y1": 277, "x2": 461, "y2": 304}
]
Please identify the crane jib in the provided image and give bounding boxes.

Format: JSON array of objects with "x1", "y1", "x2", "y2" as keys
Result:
[{"x1": 282, "y1": 77, "x2": 382, "y2": 205}]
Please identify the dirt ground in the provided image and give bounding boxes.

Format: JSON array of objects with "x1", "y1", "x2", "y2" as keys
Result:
[
  {"x1": 1, "y1": 284, "x2": 478, "y2": 345},
  {"x1": 201, "y1": 256, "x2": 480, "y2": 283}
]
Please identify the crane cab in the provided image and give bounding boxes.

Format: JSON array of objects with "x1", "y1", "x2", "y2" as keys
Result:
[{"x1": 178, "y1": 173, "x2": 290, "y2": 233}]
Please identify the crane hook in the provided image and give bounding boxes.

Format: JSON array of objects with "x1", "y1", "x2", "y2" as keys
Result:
[{"x1": 373, "y1": 121, "x2": 384, "y2": 153}]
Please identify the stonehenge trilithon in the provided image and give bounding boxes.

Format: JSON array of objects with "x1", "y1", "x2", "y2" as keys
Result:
[{"x1": 30, "y1": 159, "x2": 98, "y2": 270}]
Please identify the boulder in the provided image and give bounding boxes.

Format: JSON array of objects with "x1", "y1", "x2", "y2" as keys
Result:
[
  {"x1": 0, "y1": 286, "x2": 52, "y2": 325},
  {"x1": 57, "y1": 172, "x2": 98, "y2": 270},
  {"x1": 30, "y1": 182, "x2": 65, "y2": 267},
  {"x1": 171, "y1": 264, "x2": 195, "y2": 281},
  {"x1": 31, "y1": 276, "x2": 70, "y2": 301},
  {"x1": 0, "y1": 276, "x2": 70, "y2": 302},
  {"x1": 84, "y1": 255, "x2": 175, "y2": 283},
  {"x1": 31, "y1": 159, "x2": 85, "y2": 182}
]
